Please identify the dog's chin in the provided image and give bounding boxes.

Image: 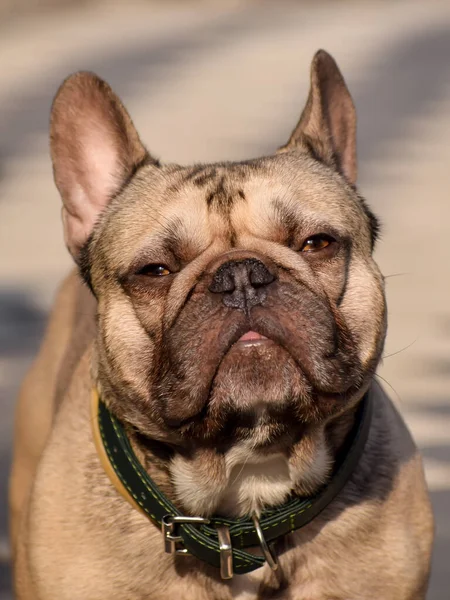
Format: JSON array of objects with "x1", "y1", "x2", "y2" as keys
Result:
[
  {"x1": 182, "y1": 337, "x2": 311, "y2": 449},
  {"x1": 211, "y1": 335, "x2": 308, "y2": 410}
]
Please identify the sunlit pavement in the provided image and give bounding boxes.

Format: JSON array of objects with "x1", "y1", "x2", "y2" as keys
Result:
[{"x1": 1, "y1": 1, "x2": 449, "y2": 597}]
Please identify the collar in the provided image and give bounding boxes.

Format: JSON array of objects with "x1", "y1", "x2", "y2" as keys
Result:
[{"x1": 91, "y1": 388, "x2": 372, "y2": 579}]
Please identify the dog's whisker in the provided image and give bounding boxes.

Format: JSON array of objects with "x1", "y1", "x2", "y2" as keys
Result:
[
  {"x1": 229, "y1": 452, "x2": 253, "y2": 488},
  {"x1": 382, "y1": 338, "x2": 418, "y2": 360},
  {"x1": 383, "y1": 272, "x2": 410, "y2": 279},
  {"x1": 374, "y1": 373, "x2": 403, "y2": 405}
]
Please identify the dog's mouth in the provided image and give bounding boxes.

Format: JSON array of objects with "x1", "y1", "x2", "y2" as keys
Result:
[
  {"x1": 217, "y1": 317, "x2": 283, "y2": 356},
  {"x1": 234, "y1": 330, "x2": 270, "y2": 346}
]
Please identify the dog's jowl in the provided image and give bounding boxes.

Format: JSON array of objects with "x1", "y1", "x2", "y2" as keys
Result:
[{"x1": 9, "y1": 50, "x2": 434, "y2": 600}]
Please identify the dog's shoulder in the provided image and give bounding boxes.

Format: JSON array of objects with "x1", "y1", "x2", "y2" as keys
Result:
[{"x1": 10, "y1": 270, "x2": 96, "y2": 548}]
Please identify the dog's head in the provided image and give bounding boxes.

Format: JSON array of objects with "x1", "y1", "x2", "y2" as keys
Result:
[{"x1": 50, "y1": 50, "x2": 386, "y2": 510}]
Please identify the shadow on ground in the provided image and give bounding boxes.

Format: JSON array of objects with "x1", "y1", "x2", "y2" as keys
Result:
[{"x1": 0, "y1": 291, "x2": 47, "y2": 598}]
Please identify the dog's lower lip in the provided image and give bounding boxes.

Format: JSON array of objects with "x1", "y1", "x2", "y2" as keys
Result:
[
  {"x1": 235, "y1": 331, "x2": 271, "y2": 347},
  {"x1": 237, "y1": 339, "x2": 272, "y2": 348},
  {"x1": 237, "y1": 331, "x2": 268, "y2": 342}
]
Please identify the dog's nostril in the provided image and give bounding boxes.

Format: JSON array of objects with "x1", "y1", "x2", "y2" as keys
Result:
[
  {"x1": 209, "y1": 270, "x2": 235, "y2": 294},
  {"x1": 222, "y1": 272, "x2": 235, "y2": 292},
  {"x1": 249, "y1": 262, "x2": 275, "y2": 288}
]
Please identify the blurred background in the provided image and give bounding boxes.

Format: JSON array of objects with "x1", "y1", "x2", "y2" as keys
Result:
[{"x1": 1, "y1": 0, "x2": 449, "y2": 597}]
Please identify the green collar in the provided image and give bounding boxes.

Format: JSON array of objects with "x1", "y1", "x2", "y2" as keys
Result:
[{"x1": 92, "y1": 389, "x2": 372, "y2": 578}]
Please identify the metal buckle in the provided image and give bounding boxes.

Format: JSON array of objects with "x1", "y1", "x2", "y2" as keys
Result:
[
  {"x1": 216, "y1": 525, "x2": 233, "y2": 579},
  {"x1": 252, "y1": 513, "x2": 278, "y2": 571},
  {"x1": 162, "y1": 515, "x2": 210, "y2": 556}
]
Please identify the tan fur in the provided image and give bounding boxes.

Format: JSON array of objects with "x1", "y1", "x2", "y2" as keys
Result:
[{"x1": 10, "y1": 50, "x2": 433, "y2": 599}]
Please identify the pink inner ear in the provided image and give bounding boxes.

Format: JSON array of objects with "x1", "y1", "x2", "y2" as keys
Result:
[
  {"x1": 50, "y1": 71, "x2": 148, "y2": 262},
  {"x1": 62, "y1": 204, "x2": 88, "y2": 258},
  {"x1": 59, "y1": 132, "x2": 123, "y2": 256},
  {"x1": 81, "y1": 125, "x2": 124, "y2": 206}
]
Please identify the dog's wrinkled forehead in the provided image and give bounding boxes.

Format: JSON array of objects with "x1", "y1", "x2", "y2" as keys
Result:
[{"x1": 100, "y1": 153, "x2": 374, "y2": 273}]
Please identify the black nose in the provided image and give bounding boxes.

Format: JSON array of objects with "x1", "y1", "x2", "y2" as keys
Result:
[{"x1": 209, "y1": 258, "x2": 276, "y2": 310}]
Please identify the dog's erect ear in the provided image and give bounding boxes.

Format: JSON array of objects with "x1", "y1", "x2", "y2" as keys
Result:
[
  {"x1": 50, "y1": 72, "x2": 153, "y2": 261},
  {"x1": 280, "y1": 50, "x2": 357, "y2": 185}
]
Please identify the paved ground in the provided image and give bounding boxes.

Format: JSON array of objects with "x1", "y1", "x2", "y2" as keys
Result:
[{"x1": 1, "y1": 1, "x2": 449, "y2": 597}]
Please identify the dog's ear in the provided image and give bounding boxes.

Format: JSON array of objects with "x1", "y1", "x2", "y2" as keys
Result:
[
  {"x1": 50, "y1": 72, "x2": 154, "y2": 261},
  {"x1": 279, "y1": 50, "x2": 357, "y2": 185}
]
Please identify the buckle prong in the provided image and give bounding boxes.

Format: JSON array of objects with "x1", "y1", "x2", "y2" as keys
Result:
[{"x1": 162, "y1": 515, "x2": 210, "y2": 556}]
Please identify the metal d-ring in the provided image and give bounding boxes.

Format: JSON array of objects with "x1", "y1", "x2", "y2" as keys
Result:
[{"x1": 252, "y1": 513, "x2": 278, "y2": 571}]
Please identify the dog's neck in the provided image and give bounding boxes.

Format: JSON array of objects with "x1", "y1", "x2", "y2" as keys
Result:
[
  {"x1": 126, "y1": 406, "x2": 359, "y2": 519},
  {"x1": 170, "y1": 439, "x2": 330, "y2": 518}
]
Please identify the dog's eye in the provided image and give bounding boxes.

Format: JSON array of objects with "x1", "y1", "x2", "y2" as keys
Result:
[
  {"x1": 300, "y1": 234, "x2": 335, "y2": 253},
  {"x1": 138, "y1": 264, "x2": 172, "y2": 277}
]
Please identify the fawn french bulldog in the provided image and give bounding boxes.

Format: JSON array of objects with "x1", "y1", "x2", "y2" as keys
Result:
[{"x1": 10, "y1": 50, "x2": 433, "y2": 599}]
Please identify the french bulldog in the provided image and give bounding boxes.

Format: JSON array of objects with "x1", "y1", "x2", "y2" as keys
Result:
[{"x1": 9, "y1": 50, "x2": 434, "y2": 600}]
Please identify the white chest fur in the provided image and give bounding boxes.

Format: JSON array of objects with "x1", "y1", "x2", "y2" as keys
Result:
[
  {"x1": 170, "y1": 436, "x2": 330, "y2": 519},
  {"x1": 218, "y1": 447, "x2": 292, "y2": 516},
  {"x1": 171, "y1": 443, "x2": 296, "y2": 518}
]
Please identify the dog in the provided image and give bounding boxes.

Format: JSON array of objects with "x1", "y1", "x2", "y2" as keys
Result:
[{"x1": 9, "y1": 49, "x2": 434, "y2": 599}]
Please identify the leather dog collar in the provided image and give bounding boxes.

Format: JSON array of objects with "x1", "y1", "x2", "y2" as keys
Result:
[{"x1": 91, "y1": 388, "x2": 373, "y2": 578}]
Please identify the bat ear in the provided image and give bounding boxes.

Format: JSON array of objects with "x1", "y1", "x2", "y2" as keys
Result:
[
  {"x1": 50, "y1": 71, "x2": 154, "y2": 261},
  {"x1": 279, "y1": 50, "x2": 357, "y2": 186}
]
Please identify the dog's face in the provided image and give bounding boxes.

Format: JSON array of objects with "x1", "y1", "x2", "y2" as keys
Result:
[{"x1": 50, "y1": 51, "x2": 386, "y2": 457}]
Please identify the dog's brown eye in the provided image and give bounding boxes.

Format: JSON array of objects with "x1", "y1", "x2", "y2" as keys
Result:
[
  {"x1": 301, "y1": 235, "x2": 334, "y2": 253},
  {"x1": 138, "y1": 264, "x2": 171, "y2": 277}
]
